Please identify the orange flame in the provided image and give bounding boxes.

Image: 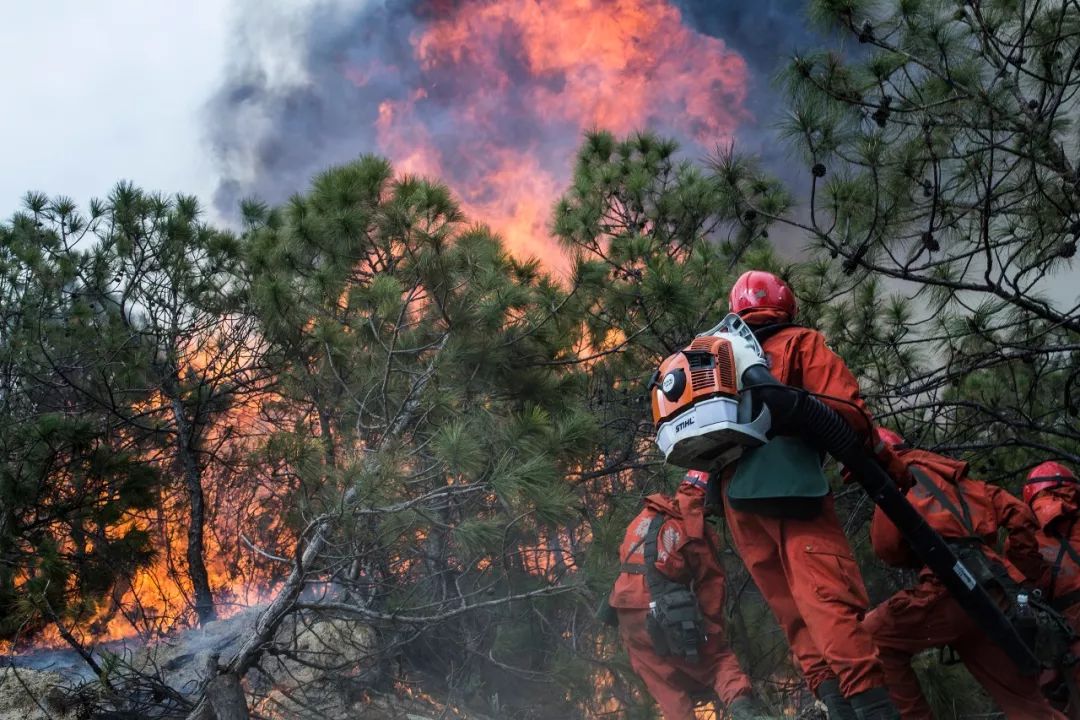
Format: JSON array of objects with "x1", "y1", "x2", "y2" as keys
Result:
[
  {"x1": 356, "y1": 0, "x2": 750, "y2": 270},
  {"x1": 2, "y1": 334, "x2": 290, "y2": 652}
]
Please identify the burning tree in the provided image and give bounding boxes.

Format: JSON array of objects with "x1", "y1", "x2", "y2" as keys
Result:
[
  {"x1": 0, "y1": 186, "x2": 271, "y2": 654},
  {"x1": 82, "y1": 185, "x2": 266, "y2": 627}
]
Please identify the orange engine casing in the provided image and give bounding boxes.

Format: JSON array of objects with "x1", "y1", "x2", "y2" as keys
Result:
[
  {"x1": 649, "y1": 329, "x2": 771, "y2": 470},
  {"x1": 651, "y1": 335, "x2": 740, "y2": 425}
]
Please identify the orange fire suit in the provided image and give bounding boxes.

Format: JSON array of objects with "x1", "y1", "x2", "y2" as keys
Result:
[
  {"x1": 609, "y1": 484, "x2": 753, "y2": 719},
  {"x1": 1030, "y1": 486, "x2": 1080, "y2": 705},
  {"x1": 863, "y1": 449, "x2": 1063, "y2": 719},
  {"x1": 720, "y1": 307, "x2": 886, "y2": 698}
]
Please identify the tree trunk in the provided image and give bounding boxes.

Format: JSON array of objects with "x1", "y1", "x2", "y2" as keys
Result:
[
  {"x1": 170, "y1": 394, "x2": 216, "y2": 625},
  {"x1": 317, "y1": 403, "x2": 336, "y2": 468},
  {"x1": 206, "y1": 673, "x2": 250, "y2": 720}
]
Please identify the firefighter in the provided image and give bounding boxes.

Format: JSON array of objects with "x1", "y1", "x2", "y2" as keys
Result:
[
  {"x1": 718, "y1": 270, "x2": 901, "y2": 720},
  {"x1": 1023, "y1": 461, "x2": 1080, "y2": 710},
  {"x1": 608, "y1": 470, "x2": 772, "y2": 720},
  {"x1": 862, "y1": 429, "x2": 1065, "y2": 720}
]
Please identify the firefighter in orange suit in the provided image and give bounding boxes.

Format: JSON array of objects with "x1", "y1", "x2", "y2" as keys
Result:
[
  {"x1": 863, "y1": 429, "x2": 1064, "y2": 719},
  {"x1": 718, "y1": 270, "x2": 901, "y2": 720},
  {"x1": 1023, "y1": 461, "x2": 1080, "y2": 712},
  {"x1": 609, "y1": 471, "x2": 771, "y2": 720}
]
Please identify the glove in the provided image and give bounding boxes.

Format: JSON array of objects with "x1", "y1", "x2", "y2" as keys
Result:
[
  {"x1": 873, "y1": 437, "x2": 914, "y2": 491},
  {"x1": 839, "y1": 435, "x2": 913, "y2": 491}
]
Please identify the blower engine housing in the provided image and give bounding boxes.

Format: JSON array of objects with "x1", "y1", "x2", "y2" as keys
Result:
[{"x1": 650, "y1": 314, "x2": 771, "y2": 470}]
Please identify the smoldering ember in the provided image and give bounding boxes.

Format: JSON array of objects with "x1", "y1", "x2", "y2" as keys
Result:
[{"x1": 1, "y1": 0, "x2": 1079, "y2": 719}]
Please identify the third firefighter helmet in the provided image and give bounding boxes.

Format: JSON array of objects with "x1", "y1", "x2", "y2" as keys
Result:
[
  {"x1": 1022, "y1": 461, "x2": 1079, "y2": 505},
  {"x1": 728, "y1": 270, "x2": 797, "y2": 319}
]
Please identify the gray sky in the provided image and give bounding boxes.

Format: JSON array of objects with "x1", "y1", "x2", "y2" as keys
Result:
[{"x1": 0, "y1": 1, "x2": 231, "y2": 219}]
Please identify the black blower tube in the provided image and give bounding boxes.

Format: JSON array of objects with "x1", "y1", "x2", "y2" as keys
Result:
[{"x1": 741, "y1": 364, "x2": 1041, "y2": 676}]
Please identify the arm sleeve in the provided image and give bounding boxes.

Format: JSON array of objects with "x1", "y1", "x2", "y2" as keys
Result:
[
  {"x1": 870, "y1": 505, "x2": 921, "y2": 568},
  {"x1": 684, "y1": 532, "x2": 728, "y2": 627},
  {"x1": 652, "y1": 518, "x2": 693, "y2": 584},
  {"x1": 793, "y1": 330, "x2": 874, "y2": 439},
  {"x1": 987, "y1": 483, "x2": 1047, "y2": 582}
]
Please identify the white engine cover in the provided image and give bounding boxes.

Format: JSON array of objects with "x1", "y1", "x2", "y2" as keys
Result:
[{"x1": 655, "y1": 394, "x2": 771, "y2": 471}]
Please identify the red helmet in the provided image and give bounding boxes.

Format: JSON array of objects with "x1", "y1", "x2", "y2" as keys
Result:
[
  {"x1": 1022, "y1": 461, "x2": 1079, "y2": 505},
  {"x1": 680, "y1": 470, "x2": 709, "y2": 492},
  {"x1": 874, "y1": 427, "x2": 908, "y2": 451},
  {"x1": 729, "y1": 270, "x2": 797, "y2": 318}
]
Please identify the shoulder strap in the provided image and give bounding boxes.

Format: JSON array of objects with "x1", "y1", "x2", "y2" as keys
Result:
[
  {"x1": 1048, "y1": 540, "x2": 1070, "y2": 602},
  {"x1": 622, "y1": 533, "x2": 643, "y2": 569},
  {"x1": 911, "y1": 467, "x2": 977, "y2": 538},
  {"x1": 749, "y1": 323, "x2": 798, "y2": 343},
  {"x1": 1059, "y1": 533, "x2": 1080, "y2": 569},
  {"x1": 620, "y1": 517, "x2": 653, "y2": 574},
  {"x1": 1049, "y1": 527, "x2": 1080, "y2": 608},
  {"x1": 643, "y1": 514, "x2": 680, "y2": 601}
]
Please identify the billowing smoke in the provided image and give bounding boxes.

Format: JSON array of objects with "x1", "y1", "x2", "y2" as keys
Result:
[
  {"x1": 207, "y1": 0, "x2": 815, "y2": 264},
  {"x1": 675, "y1": 0, "x2": 818, "y2": 166}
]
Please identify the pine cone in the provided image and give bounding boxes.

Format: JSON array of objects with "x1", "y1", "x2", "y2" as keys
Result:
[
  {"x1": 922, "y1": 232, "x2": 940, "y2": 252},
  {"x1": 812, "y1": 163, "x2": 827, "y2": 178}
]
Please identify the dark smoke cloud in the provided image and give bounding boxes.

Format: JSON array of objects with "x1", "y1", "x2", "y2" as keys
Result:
[
  {"x1": 674, "y1": 0, "x2": 822, "y2": 183},
  {"x1": 208, "y1": 1, "x2": 424, "y2": 213},
  {"x1": 675, "y1": 0, "x2": 816, "y2": 73}
]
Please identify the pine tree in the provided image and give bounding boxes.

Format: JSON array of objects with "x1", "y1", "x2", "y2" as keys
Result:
[
  {"x1": 0, "y1": 196, "x2": 159, "y2": 645},
  {"x1": 79, "y1": 184, "x2": 255, "y2": 625},
  {"x1": 719, "y1": 0, "x2": 1080, "y2": 479},
  {"x1": 551, "y1": 131, "x2": 789, "y2": 503}
]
